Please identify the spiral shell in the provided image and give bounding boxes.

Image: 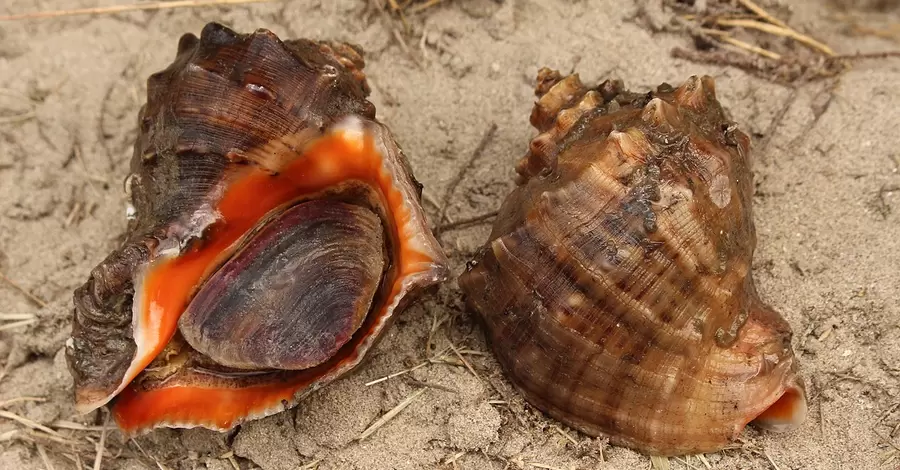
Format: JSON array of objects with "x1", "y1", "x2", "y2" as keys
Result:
[
  {"x1": 66, "y1": 23, "x2": 449, "y2": 434},
  {"x1": 458, "y1": 69, "x2": 807, "y2": 455}
]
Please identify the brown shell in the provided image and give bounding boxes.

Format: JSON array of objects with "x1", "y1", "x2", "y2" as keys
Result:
[
  {"x1": 458, "y1": 69, "x2": 807, "y2": 456},
  {"x1": 66, "y1": 23, "x2": 449, "y2": 434}
]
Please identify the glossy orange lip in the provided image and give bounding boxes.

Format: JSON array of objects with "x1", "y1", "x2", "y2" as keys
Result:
[{"x1": 107, "y1": 123, "x2": 444, "y2": 433}]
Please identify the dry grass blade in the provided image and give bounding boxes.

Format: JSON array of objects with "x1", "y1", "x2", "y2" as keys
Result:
[
  {"x1": 696, "y1": 454, "x2": 712, "y2": 469},
  {"x1": 0, "y1": 111, "x2": 36, "y2": 124},
  {"x1": 408, "y1": 0, "x2": 442, "y2": 13},
  {"x1": 0, "y1": 270, "x2": 48, "y2": 308},
  {"x1": 365, "y1": 345, "x2": 451, "y2": 386},
  {"x1": 92, "y1": 410, "x2": 110, "y2": 470},
  {"x1": 436, "y1": 210, "x2": 499, "y2": 234},
  {"x1": 552, "y1": 425, "x2": 578, "y2": 446},
  {"x1": 0, "y1": 318, "x2": 38, "y2": 331},
  {"x1": 444, "y1": 451, "x2": 466, "y2": 464},
  {"x1": 365, "y1": 361, "x2": 430, "y2": 386},
  {"x1": 299, "y1": 458, "x2": 323, "y2": 469},
  {"x1": 358, "y1": 388, "x2": 426, "y2": 440},
  {"x1": 0, "y1": 410, "x2": 63, "y2": 437},
  {"x1": 716, "y1": 18, "x2": 835, "y2": 56},
  {"x1": 0, "y1": 0, "x2": 273, "y2": 21},
  {"x1": 836, "y1": 51, "x2": 900, "y2": 60},
  {"x1": 447, "y1": 341, "x2": 483, "y2": 383},
  {"x1": 736, "y1": 0, "x2": 788, "y2": 28},
  {"x1": 0, "y1": 313, "x2": 36, "y2": 321},
  {"x1": 528, "y1": 463, "x2": 565, "y2": 470},
  {"x1": 51, "y1": 420, "x2": 106, "y2": 432},
  {"x1": 673, "y1": 456, "x2": 702, "y2": 470},
  {"x1": 0, "y1": 396, "x2": 47, "y2": 408},
  {"x1": 650, "y1": 455, "x2": 671, "y2": 470},
  {"x1": 699, "y1": 29, "x2": 782, "y2": 60},
  {"x1": 762, "y1": 449, "x2": 782, "y2": 470},
  {"x1": 38, "y1": 444, "x2": 55, "y2": 470}
]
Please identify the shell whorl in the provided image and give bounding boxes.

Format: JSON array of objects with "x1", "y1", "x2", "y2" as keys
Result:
[{"x1": 459, "y1": 69, "x2": 805, "y2": 456}]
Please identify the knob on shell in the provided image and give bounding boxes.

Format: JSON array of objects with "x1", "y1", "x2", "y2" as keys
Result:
[
  {"x1": 66, "y1": 23, "x2": 449, "y2": 434},
  {"x1": 458, "y1": 69, "x2": 807, "y2": 456}
]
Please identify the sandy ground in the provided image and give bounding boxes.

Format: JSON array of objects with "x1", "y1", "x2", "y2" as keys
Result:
[{"x1": 0, "y1": 0, "x2": 899, "y2": 469}]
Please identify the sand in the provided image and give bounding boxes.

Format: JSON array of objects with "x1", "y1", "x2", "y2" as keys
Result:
[{"x1": 0, "y1": 0, "x2": 898, "y2": 469}]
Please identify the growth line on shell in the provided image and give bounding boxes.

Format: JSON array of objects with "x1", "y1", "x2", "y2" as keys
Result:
[
  {"x1": 0, "y1": 271, "x2": 48, "y2": 308},
  {"x1": 358, "y1": 388, "x2": 426, "y2": 440},
  {"x1": 0, "y1": 0, "x2": 273, "y2": 21}
]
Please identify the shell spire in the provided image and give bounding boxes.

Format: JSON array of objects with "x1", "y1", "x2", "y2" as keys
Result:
[{"x1": 459, "y1": 69, "x2": 806, "y2": 456}]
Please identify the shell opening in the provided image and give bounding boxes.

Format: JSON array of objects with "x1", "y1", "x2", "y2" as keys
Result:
[
  {"x1": 750, "y1": 383, "x2": 808, "y2": 433},
  {"x1": 107, "y1": 124, "x2": 447, "y2": 434}
]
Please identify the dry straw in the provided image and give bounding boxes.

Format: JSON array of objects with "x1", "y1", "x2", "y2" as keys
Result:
[{"x1": 0, "y1": 0, "x2": 273, "y2": 21}]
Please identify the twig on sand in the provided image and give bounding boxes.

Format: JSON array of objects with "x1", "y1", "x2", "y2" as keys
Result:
[
  {"x1": 699, "y1": 28, "x2": 781, "y2": 60},
  {"x1": 358, "y1": 388, "x2": 426, "y2": 440},
  {"x1": 408, "y1": 0, "x2": 443, "y2": 14},
  {"x1": 439, "y1": 123, "x2": 498, "y2": 225},
  {"x1": 762, "y1": 449, "x2": 782, "y2": 470},
  {"x1": 38, "y1": 444, "x2": 55, "y2": 470},
  {"x1": 0, "y1": 271, "x2": 47, "y2": 308},
  {"x1": 0, "y1": 0, "x2": 273, "y2": 21},
  {"x1": 836, "y1": 51, "x2": 900, "y2": 60},
  {"x1": 650, "y1": 455, "x2": 671, "y2": 470},
  {"x1": 714, "y1": 18, "x2": 835, "y2": 56},
  {"x1": 436, "y1": 210, "x2": 499, "y2": 234},
  {"x1": 0, "y1": 410, "x2": 63, "y2": 437},
  {"x1": 447, "y1": 341, "x2": 483, "y2": 384},
  {"x1": 92, "y1": 410, "x2": 110, "y2": 470},
  {"x1": 0, "y1": 397, "x2": 46, "y2": 408},
  {"x1": 736, "y1": 0, "x2": 788, "y2": 28}
]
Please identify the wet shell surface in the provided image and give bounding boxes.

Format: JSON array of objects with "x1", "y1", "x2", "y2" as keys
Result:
[
  {"x1": 66, "y1": 22, "x2": 449, "y2": 434},
  {"x1": 458, "y1": 69, "x2": 807, "y2": 456}
]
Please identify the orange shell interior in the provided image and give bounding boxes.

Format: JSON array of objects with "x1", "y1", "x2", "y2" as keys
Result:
[{"x1": 111, "y1": 128, "x2": 435, "y2": 432}]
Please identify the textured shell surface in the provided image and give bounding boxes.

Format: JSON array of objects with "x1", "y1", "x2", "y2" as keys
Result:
[
  {"x1": 66, "y1": 22, "x2": 449, "y2": 434},
  {"x1": 458, "y1": 69, "x2": 807, "y2": 456}
]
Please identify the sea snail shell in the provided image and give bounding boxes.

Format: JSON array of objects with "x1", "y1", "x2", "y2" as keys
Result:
[
  {"x1": 458, "y1": 69, "x2": 808, "y2": 456},
  {"x1": 65, "y1": 23, "x2": 449, "y2": 434}
]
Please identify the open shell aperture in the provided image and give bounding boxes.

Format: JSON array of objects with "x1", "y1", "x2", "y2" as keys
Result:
[
  {"x1": 66, "y1": 23, "x2": 449, "y2": 434},
  {"x1": 458, "y1": 69, "x2": 807, "y2": 456}
]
